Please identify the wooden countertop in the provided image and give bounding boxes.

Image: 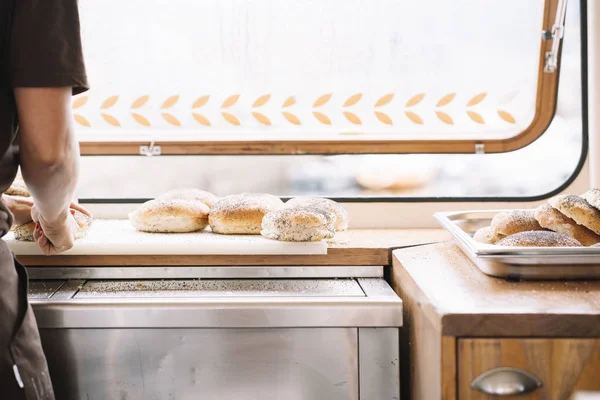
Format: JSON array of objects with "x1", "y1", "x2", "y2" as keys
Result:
[
  {"x1": 17, "y1": 229, "x2": 451, "y2": 266},
  {"x1": 392, "y1": 242, "x2": 600, "y2": 337}
]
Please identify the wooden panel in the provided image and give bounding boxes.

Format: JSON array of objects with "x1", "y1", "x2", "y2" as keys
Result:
[
  {"x1": 393, "y1": 243, "x2": 600, "y2": 337},
  {"x1": 458, "y1": 339, "x2": 600, "y2": 399}
]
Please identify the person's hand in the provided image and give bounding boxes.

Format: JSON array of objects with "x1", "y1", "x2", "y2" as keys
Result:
[
  {"x1": 31, "y1": 205, "x2": 78, "y2": 256},
  {"x1": 1, "y1": 195, "x2": 92, "y2": 226}
]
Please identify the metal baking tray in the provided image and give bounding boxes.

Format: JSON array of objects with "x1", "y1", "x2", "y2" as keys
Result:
[{"x1": 434, "y1": 210, "x2": 600, "y2": 280}]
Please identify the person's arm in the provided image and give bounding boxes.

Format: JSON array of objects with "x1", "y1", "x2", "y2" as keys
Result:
[{"x1": 15, "y1": 87, "x2": 79, "y2": 222}]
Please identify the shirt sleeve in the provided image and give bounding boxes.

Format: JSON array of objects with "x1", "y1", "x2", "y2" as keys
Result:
[{"x1": 10, "y1": 0, "x2": 89, "y2": 95}]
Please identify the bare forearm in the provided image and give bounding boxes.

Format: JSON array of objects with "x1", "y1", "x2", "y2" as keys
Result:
[{"x1": 15, "y1": 87, "x2": 79, "y2": 222}]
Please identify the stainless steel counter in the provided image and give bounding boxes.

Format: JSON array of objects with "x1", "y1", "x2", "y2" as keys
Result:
[{"x1": 28, "y1": 266, "x2": 401, "y2": 400}]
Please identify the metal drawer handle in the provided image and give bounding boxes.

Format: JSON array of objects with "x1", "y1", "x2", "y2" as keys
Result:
[{"x1": 470, "y1": 367, "x2": 542, "y2": 396}]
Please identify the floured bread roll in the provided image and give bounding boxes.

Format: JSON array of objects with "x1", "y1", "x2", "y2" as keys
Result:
[
  {"x1": 129, "y1": 199, "x2": 209, "y2": 233},
  {"x1": 490, "y1": 210, "x2": 543, "y2": 237},
  {"x1": 262, "y1": 207, "x2": 336, "y2": 242},
  {"x1": 496, "y1": 231, "x2": 582, "y2": 247},
  {"x1": 209, "y1": 193, "x2": 283, "y2": 234},
  {"x1": 534, "y1": 203, "x2": 600, "y2": 246},
  {"x1": 472, "y1": 226, "x2": 504, "y2": 244},
  {"x1": 5, "y1": 172, "x2": 30, "y2": 197},
  {"x1": 548, "y1": 195, "x2": 600, "y2": 235},
  {"x1": 14, "y1": 210, "x2": 93, "y2": 242},
  {"x1": 157, "y1": 188, "x2": 217, "y2": 208},
  {"x1": 285, "y1": 197, "x2": 349, "y2": 231},
  {"x1": 581, "y1": 188, "x2": 600, "y2": 211}
]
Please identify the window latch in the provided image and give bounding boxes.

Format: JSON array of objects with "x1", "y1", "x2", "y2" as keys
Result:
[
  {"x1": 542, "y1": 0, "x2": 568, "y2": 73},
  {"x1": 140, "y1": 141, "x2": 161, "y2": 156}
]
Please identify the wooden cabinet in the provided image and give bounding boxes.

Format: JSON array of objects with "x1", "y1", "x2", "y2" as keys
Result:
[
  {"x1": 458, "y1": 339, "x2": 600, "y2": 399},
  {"x1": 392, "y1": 243, "x2": 600, "y2": 400}
]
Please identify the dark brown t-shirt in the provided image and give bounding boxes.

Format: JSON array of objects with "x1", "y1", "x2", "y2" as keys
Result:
[{"x1": 0, "y1": 0, "x2": 89, "y2": 193}]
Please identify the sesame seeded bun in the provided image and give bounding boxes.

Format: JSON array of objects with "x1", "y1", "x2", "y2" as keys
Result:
[
  {"x1": 157, "y1": 188, "x2": 217, "y2": 208},
  {"x1": 548, "y1": 195, "x2": 600, "y2": 235},
  {"x1": 581, "y1": 188, "x2": 600, "y2": 211},
  {"x1": 473, "y1": 226, "x2": 504, "y2": 244},
  {"x1": 496, "y1": 230, "x2": 582, "y2": 247},
  {"x1": 209, "y1": 193, "x2": 283, "y2": 235},
  {"x1": 14, "y1": 210, "x2": 93, "y2": 242},
  {"x1": 534, "y1": 203, "x2": 600, "y2": 246},
  {"x1": 129, "y1": 199, "x2": 209, "y2": 233},
  {"x1": 490, "y1": 210, "x2": 543, "y2": 237},
  {"x1": 285, "y1": 197, "x2": 349, "y2": 231},
  {"x1": 261, "y1": 207, "x2": 336, "y2": 242}
]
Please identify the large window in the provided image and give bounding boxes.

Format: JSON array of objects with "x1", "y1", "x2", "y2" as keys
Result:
[{"x1": 75, "y1": 0, "x2": 584, "y2": 200}]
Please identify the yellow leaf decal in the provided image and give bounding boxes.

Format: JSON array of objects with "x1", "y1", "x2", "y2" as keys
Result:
[
  {"x1": 405, "y1": 93, "x2": 425, "y2": 107},
  {"x1": 72, "y1": 96, "x2": 88, "y2": 109},
  {"x1": 467, "y1": 92, "x2": 487, "y2": 107},
  {"x1": 343, "y1": 93, "x2": 362, "y2": 107},
  {"x1": 73, "y1": 114, "x2": 90, "y2": 127},
  {"x1": 282, "y1": 96, "x2": 296, "y2": 108},
  {"x1": 344, "y1": 112, "x2": 362, "y2": 125},
  {"x1": 161, "y1": 95, "x2": 180, "y2": 109},
  {"x1": 436, "y1": 111, "x2": 454, "y2": 125},
  {"x1": 467, "y1": 111, "x2": 485, "y2": 124},
  {"x1": 131, "y1": 95, "x2": 150, "y2": 109},
  {"x1": 193, "y1": 113, "x2": 211, "y2": 126},
  {"x1": 101, "y1": 96, "x2": 119, "y2": 109},
  {"x1": 221, "y1": 95, "x2": 240, "y2": 109},
  {"x1": 252, "y1": 94, "x2": 271, "y2": 108},
  {"x1": 252, "y1": 112, "x2": 271, "y2": 126},
  {"x1": 313, "y1": 93, "x2": 332, "y2": 108},
  {"x1": 132, "y1": 113, "x2": 150, "y2": 126},
  {"x1": 374, "y1": 111, "x2": 392, "y2": 125},
  {"x1": 162, "y1": 113, "x2": 180, "y2": 126},
  {"x1": 192, "y1": 95, "x2": 210, "y2": 109},
  {"x1": 375, "y1": 93, "x2": 394, "y2": 107},
  {"x1": 101, "y1": 114, "x2": 120, "y2": 127},
  {"x1": 222, "y1": 112, "x2": 240, "y2": 126},
  {"x1": 313, "y1": 112, "x2": 331, "y2": 125},
  {"x1": 436, "y1": 93, "x2": 456, "y2": 107},
  {"x1": 282, "y1": 112, "x2": 301, "y2": 125},
  {"x1": 498, "y1": 110, "x2": 516, "y2": 124},
  {"x1": 405, "y1": 111, "x2": 424, "y2": 125}
]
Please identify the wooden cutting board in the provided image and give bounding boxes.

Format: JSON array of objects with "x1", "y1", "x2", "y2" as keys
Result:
[{"x1": 5, "y1": 219, "x2": 328, "y2": 256}]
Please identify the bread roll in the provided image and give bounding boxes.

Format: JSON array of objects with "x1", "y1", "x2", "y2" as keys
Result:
[
  {"x1": 209, "y1": 193, "x2": 283, "y2": 234},
  {"x1": 14, "y1": 210, "x2": 93, "y2": 242},
  {"x1": 491, "y1": 210, "x2": 543, "y2": 237},
  {"x1": 157, "y1": 188, "x2": 217, "y2": 208},
  {"x1": 262, "y1": 207, "x2": 336, "y2": 242},
  {"x1": 548, "y1": 195, "x2": 600, "y2": 235},
  {"x1": 581, "y1": 188, "x2": 600, "y2": 211},
  {"x1": 496, "y1": 231, "x2": 582, "y2": 247},
  {"x1": 534, "y1": 203, "x2": 600, "y2": 246},
  {"x1": 5, "y1": 172, "x2": 29, "y2": 197},
  {"x1": 129, "y1": 199, "x2": 209, "y2": 233},
  {"x1": 473, "y1": 226, "x2": 504, "y2": 244},
  {"x1": 285, "y1": 197, "x2": 349, "y2": 231}
]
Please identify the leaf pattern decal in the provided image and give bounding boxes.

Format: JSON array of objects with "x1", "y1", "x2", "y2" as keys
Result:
[
  {"x1": 101, "y1": 114, "x2": 120, "y2": 127},
  {"x1": 405, "y1": 93, "x2": 425, "y2": 107},
  {"x1": 101, "y1": 96, "x2": 119, "y2": 109},
  {"x1": 497, "y1": 110, "x2": 516, "y2": 124},
  {"x1": 162, "y1": 113, "x2": 180, "y2": 126},
  {"x1": 343, "y1": 94, "x2": 362, "y2": 107},
  {"x1": 132, "y1": 113, "x2": 150, "y2": 126},
  {"x1": 344, "y1": 112, "x2": 361, "y2": 125},
  {"x1": 193, "y1": 113, "x2": 211, "y2": 126},
  {"x1": 131, "y1": 95, "x2": 150, "y2": 109},
  {"x1": 313, "y1": 93, "x2": 332, "y2": 108},
  {"x1": 252, "y1": 94, "x2": 271, "y2": 108},
  {"x1": 282, "y1": 96, "x2": 296, "y2": 108},
  {"x1": 467, "y1": 92, "x2": 487, "y2": 107},
  {"x1": 405, "y1": 111, "x2": 423, "y2": 125},
  {"x1": 375, "y1": 93, "x2": 394, "y2": 107},
  {"x1": 374, "y1": 112, "x2": 392, "y2": 125},
  {"x1": 313, "y1": 112, "x2": 331, "y2": 125},
  {"x1": 282, "y1": 112, "x2": 301, "y2": 125},
  {"x1": 74, "y1": 114, "x2": 90, "y2": 127},
  {"x1": 436, "y1": 93, "x2": 456, "y2": 107},
  {"x1": 435, "y1": 111, "x2": 454, "y2": 125},
  {"x1": 467, "y1": 111, "x2": 484, "y2": 124},
  {"x1": 252, "y1": 112, "x2": 271, "y2": 126},
  {"x1": 221, "y1": 95, "x2": 240, "y2": 109},
  {"x1": 72, "y1": 96, "x2": 88, "y2": 109},
  {"x1": 222, "y1": 112, "x2": 240, "y2": 126},
  {"x1": 192, "y1": 95, "x2": 210, "y2": 109},
  {"x1": 161, "y1": 95, "x2": 180, "y2": 109}
]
